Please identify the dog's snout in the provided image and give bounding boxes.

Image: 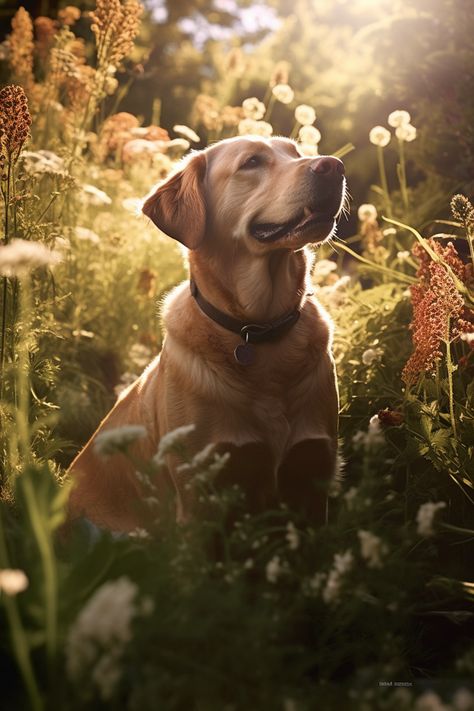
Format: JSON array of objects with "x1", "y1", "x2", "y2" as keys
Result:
[{"x1": 310, "y1": 156, "x2": 345, "y2": 176}]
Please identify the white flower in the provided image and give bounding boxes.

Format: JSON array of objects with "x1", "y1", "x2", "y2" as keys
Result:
[
  {"x1": 357, "y1": 203, "x2": 378, "y2": 222},
  {"x1": 298, "y1": 125, "x2": 321, "y2": 145},
  {"x1": 362, "y1": 347, "x2": 383, "y2": 365},
  {"x1": 242, "y1": 97, "x2": 266, "y2": 120},
  {"x1": 286, "y1": 522, "x2": 300, "y2": 550},
  {"x1": 298, "y1": 143, "x2": 319, "y2": 157},
  {"x1": 0, "y1": 569, "x2": 29, "y2": 596},
  {"x1": 396, "y1": 123, "x2": 417, "y2": 142},
  {"x1": 252, "y1": 121, "x2": 273, "y2": 137},
  {"x1": 75, "y1": 226, "x2": 100, "y2": 244},
  {"x1": 322, "y1": 550, "x2": 353, "y2": 604},
  {"x1": 416, "y1": 501, "x2": 447, "y2": 538},
  {"x1": 369, "y1": 125, "x2": 391, "y2": 147},
  {"x1": 272, "y1": 83, "x2": 294, "y2": 104},
  {"x1": 153, "y1": 424, "x2": 196, "y2": 467},
  {"x1": 295, "y1": 104, "x2": 316, "y2": 126},
  {"x1": 165, "y1": 138, "x2": 191, "y2": 152},
  {"x1": 352, "y1": 414, "x2": 384, "y2": 450},
  {"x1": 94, "y1": 425, "x2": 147, "y2": 457},
  {"x1": 461, "y1": 332, "x2": 474, "y2": 345},
  {"x1": 66, "y1": 577, "x2": 151, "y2": 700},
  {"x1": 21, "y1": 149, "x2": 66, "y2": 176},
  {"x1": 308, "y1": 571, "x2": 326, "y2": 593},
  {"x1": 0, "y1": 239, "x2": 61, "y2": 277},
  {"x1": 173, "y1": 124, "x2": 200, "y2": 143},
  {"x1": 388, "y1": 110, "x2": 411, "y2": 128},
  {"x1": 81, "y1": 184, "x2": 112, "y2": 206},
  {"x1": 358, "y1": 530, "x2": 386, "y2": 569},
  {"x1": 397, "y1": 250, "x2": 410, "y2": 262},
  {"x1": 128, "y1": 528, "x2": 150, "y2": 539},
  {"x1": 122, "y1": 197, "x2": 142, "y2": 214},
  {"x1": 266, "y1": 555, "x2": 283, "y2": 583},
  {"x1": 313, "y1": 258, "x2": 337, "y2": 281}
]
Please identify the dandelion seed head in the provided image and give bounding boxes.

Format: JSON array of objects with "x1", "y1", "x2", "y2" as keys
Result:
[
  {"x1": 242, "y1": 97, "x2": 266, "y2": 120},
  {"x1": 298, "y1": 125, "x2": 321, "y2": 145},
  {"x1": 294, "y1": 104, "x2": 316, "y2": 125},
  {"x1": 395, "y1": 123, "x2": 417, "y2": 142},
  {"x1": 272, "y1": 83, "x2": 294, "y2": 104},
  {"x1": 0, "y1": 568, "x2": 29, "y2": 596},
  {"x1": 369, "y1": 125, "x2": 391, "y2": 147},
  {"x1": 387, "y1": 109, "x2": 411, "y2": 128},
  {"x1": 173, "y1": 124, "x2": 200, "y2": 143}
]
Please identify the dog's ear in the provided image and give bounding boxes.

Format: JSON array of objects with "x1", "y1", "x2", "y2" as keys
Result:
[{"x1": 142, "y1": 152, "x2": 207, "y2": 250}]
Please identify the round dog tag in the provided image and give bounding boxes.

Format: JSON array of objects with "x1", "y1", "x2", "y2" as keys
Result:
[{"x1": 234, "y1": 343, "x2": 255, "y2": 366}]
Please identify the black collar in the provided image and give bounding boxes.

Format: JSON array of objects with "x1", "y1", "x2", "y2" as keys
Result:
[{"x1": 190, "y1": 277, "x2": 301, "y2": 345}]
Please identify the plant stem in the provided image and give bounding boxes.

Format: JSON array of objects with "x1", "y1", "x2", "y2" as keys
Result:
[
  {"x1": 377, "y1": 145, "x2": 393, "y2": 219},
  {"x1": 397, "y1": 137, "x2": 409, "y2": 210},
  {"x1": 334, "y1": 240, "x2": 415, "y2": 284},
  {"x1": 445, "y1": 319, "x2": 457, "y2": 441}
]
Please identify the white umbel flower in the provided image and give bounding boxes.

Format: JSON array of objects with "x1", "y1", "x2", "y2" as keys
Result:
[
  {"x1": 242, "y1": 97, "x2": 266, "y2": 120},
  {"x1": 358, "y1": 530, "x2": 386, "y2": 569},
  {"x1": 397, "y1": 250, "x2": 410, "y2": 262},
  {"x1": 286, "y1": 522, "x2": 300, "y2": 550},
  {"x1": 369, "y1": 125, "x2": 391, "y2": 147},
  {"x1": 298, "y1": 125, "x2": 321, "y2": 145},
  {"x1": 81, "y1": 184, "x2": 112, "y2": 206},
  {"x1": 294, "y1": 104, "x2": 316, "y2": 126},
  {"x1": 357, "y1": 203, "x2": 378, "y2": 222},
  {"x1": 266, "y1": 555, "x2": 283, "y2": 583},
  {"x1": 362, "y1": 347, "x2": 383, "y2": 365},
  {"x1": 94, "y1": 425, "x2": 147, "y2": 457},
  {"x1": 416, "y1": 501, "x2": 447, "y2": 537},
  {"x1": 0, "y1": 568, "x2": 29, "y2": 596},
  {"x1": 388, "y1": 110, "x2": 411, "y2": 128},
  {"x1": 75, "y1": 226, "x2": 100, "y2": 244},
  {"x1": 173, "y1": 124, "x2": 200, "y2": 142},
  {"x1": 322, "y1": 550, "x2": 353, "y2": 604},
  {"x1": 153, "y1": 424, "x2": 196, "y2": 467},
  {"x1": 395, "y1": 123, "x2": 417, "y2": 142},
  {"x1": 0, "y1": 239, "x2": 61, "y2": 277},
  {"x1": 272, "y1": 84, "x2": 294, "y2": 104}
]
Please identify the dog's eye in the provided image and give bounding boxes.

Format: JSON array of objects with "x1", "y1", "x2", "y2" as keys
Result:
[{"x1": 239, "y1": 155, "x2": 262, "y2": 170}]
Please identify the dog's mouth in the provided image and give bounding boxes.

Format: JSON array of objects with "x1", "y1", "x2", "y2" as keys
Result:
[{"x1": 250, "y1": 205, "x2": 337, "y2": 243}]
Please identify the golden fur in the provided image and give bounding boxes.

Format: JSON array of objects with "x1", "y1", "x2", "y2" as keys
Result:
[{"x1": 68, "y1": 136, "x2": 346, "y2": 531}]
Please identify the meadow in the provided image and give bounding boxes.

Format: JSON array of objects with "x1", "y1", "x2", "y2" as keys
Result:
[{"x1": 0, "y1": 2, "x2": 473, "y2": 709}]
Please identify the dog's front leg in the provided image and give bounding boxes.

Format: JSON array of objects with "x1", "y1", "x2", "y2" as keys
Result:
[{"x1": 277, "y1": 436, "x2": 336, "y2": 525}]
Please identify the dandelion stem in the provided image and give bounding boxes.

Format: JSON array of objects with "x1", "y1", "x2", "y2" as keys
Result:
[
  {"x1": 264, "y1": 94, "x2": 276, "y2": 123},
  {"x1": 397, "y1": 137, "x2": 409, "y2": 210},
  {"x1": 377, "y1": 145, "x2": 393, "y2": 219}
]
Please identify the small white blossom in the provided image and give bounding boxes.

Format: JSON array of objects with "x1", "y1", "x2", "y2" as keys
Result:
[
  {"x1": 153, "y1": 424, "x2": 196, "y2": 467},
  {"x1": 75, "y1": 226, "x2": 100, "y2": 244},
  {"x1": 94, "y1": 425, "x2": 147, "y2": 457},
  {"x1": 128, "y1": 528, "x2": 150, "y2": 540},
  {"x1": 397, "y1": 250, "x2": 410, "y2": 262},
  {"x1": 272, "y1": 84, "x2": 294, "y2": 104},
  {"x1": 0, "y1": 569, "x2": 29, "y2": 596},
  {"x1": 357, "y1": 203, "x2": 378, "y2": 222},
  {"x1": 362, "y1": 347, "x2": 383, "y2": 365},
  {"x1": 396, "y1": 123, "x2": 417, "y2": 142},
  {"x1": 21, "y1": 149, "x2": 66, "y2": 176},
  {"x1": 81, "y1": 184, "x2": 112, "y2": 206},
  {"x1": 0, "y1": 239, "x2": 61, "y2": 277},
  {"x1": 313, "y1": 258, "x2": 337, "y2": 281},
  {"x1": 121, "y1": 197, "x2": 142, "y2": 214},
  {"x1": 266, "y1": 555, "x2": 283, "y2": 583},
  {"x1": 461, "y1": 332, "x2": 474, "y2": 345},
  {"x1": 298, "y1": 142, "x2": 319, "y2": 157},
  {"x1": 322, "y1": 550, "x2": 353, "y2": 604},
  {"x1": 308, "y1": 571, "x2": 326, "y2": 593},
  {"x1": 295, "y1": 104, "x2": 316, "y2": 126},
  {"x1": 166, "y1": 138, "x2": 191, "y2": 152},
  {"x1": 286, "y1": 522, "x2": 300, "y2": 550},
  {"x1": 238, "y1": 118, "x2": 273, "y2": 137},
  {"x1": 352, "y1": 414, "x2": 385, "y2": 450},
  {"x1": 242, "y1": 97, "x2": 266, "y2": 120},
  {"x1": 369, "y1": 125, "x2": 391, "y2": 147},
  {"x1": 358, "y1": 530, "x2": 386, "y2": 569},
  {"x1": 416, "y1": 501, "x2": 447, "y2": 538},
  {"x1": 173, "y1": 124, "x2": 200, "y2": 142},
  {"x1": 298, "y1": 125, "x2": 321, "y2": 145},
  {"x1": 388, "y1": 110, "x2": 411, "y2": 128}
]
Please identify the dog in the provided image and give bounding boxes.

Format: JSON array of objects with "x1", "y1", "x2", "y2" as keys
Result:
[{"x1": 68, "y1": 136, "x2": 346, "y2": 532}]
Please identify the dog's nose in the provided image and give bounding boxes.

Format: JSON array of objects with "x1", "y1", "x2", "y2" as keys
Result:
[{"x1": 310, "y1": 156, "x2": 345, "y2": 176}]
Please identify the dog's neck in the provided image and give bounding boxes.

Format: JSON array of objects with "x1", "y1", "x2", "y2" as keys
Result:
[{"x1": 190, "y1": 246, "x2": 310, "y2": 322}]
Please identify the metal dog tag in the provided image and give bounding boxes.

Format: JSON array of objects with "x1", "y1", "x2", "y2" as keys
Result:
[{"x1": 234, "y1": 343, "x2": 255, "y2": 366}]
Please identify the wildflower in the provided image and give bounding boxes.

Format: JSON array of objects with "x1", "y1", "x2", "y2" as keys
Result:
[
  {"x1": 153, "y1": 424, "x2": 196, "y2": 467},
  {"x1": 272, "y1": 84, "x2": 294, "y2": 104},
  {"x1": 357, "y1": 204, "x2": 377, "y2": 222},
  {"x1": 0, "y1": 85, "x2": 32, "y2": 169},
  {"x1": 352, "y1": 414, "x2": 385, "y2": 450},
  {"x1": 94, "y1": 425, "x2": 147, "y2": 457},
  {"x1": 0, "y1": 569, "x2": 29, "y2": 596},
  {"x1": 461, "y1": 332, "x2": 474, "y2": 346},
  {"x1": 122, "y1": 197, "x2": 142, "y2": 214},
  {"x1": 242, "y1": 97, "x2": 266, "y2": 120},
  {"x1": 21, "y1": 149, "x2": 66, "y2": 177},
  {"x1": 128, "y1": 528, "x2": 150, "y2": 539},
  {"x1": 34, "y1": 17, "x2": 57, "y2": 61},
  {"x1": 238, "y1": 119, "x2": 273, "y2": 137},
  {"x1": 397, "y1": 250, "x2": 410, "y2": 262},
  {"x1": 298, "y1": 125, "x2": 321, "y2": 145},
  {"x1": 66, "y1": 577, "x2": 152, "y2": 700},
  {"x1": 298, "y1": 143, "x2": 319, "y2": 157},
  {"x1": 308, "y1": 571, "x2": 326, "y2": 593},
  {"x1": 369, "y1": 126, "x2": 391, "y2": 147},
  {"x1": 361, "y1": 347, "x2": 383, "y2": 365},
  {"x1": 286, "y1": 522, "x2": 300, "y2": 550},
  {"x1": 396, "y1": 123, "x2": 417, "y2": 142},
  {"x1": 402, "y1": 239, "x2": 472, "y2": 384},
  {"x1": 416, "y1": 501, "x2": 446, "y2": 537},
  {"x1": 173, "y1": 124, "x2": 200, "y2": 143},
  {"x1": 58, "y1": 6, "x2": 81, "y2": 26},
  {"x1": 451, "y1": 194, "x2": 474, "y2": 228},
  {"x1": 294, "y1": 104, "x2": 316, "y2": 126},
  {"x1": 358, "y1": 530, "x2": 386, "y2": 569},
  {"x1": 388, "y1": 110, "x2": 411, "y2": 128},
  {"x1": 220, "y1": 105, "x2": 243, "y2": 128},
  {"x1": 266, "y1": 555, "x2": 283, "y2": 583},
  {"x1": 322, "y1": 550, "x2": 353, "y2": 604},
  {"x1": 6, "y1": 8, "x2": 34, "y2": 88},
  {"x1": 81, "y1": 184, "x2": 112, "y2": 206},
  {"x1": 90, "y1": 0, "x2": 143, "y2": 69},
  {"x1": 0, "y1": 239, "x2": 61, "y2": 277},
  {"x1": 75, "y1": 227, "x2": 100, "y2": 244},
  {"x1": 165, "y1": 138, "x2": 191, "y2": 152}
]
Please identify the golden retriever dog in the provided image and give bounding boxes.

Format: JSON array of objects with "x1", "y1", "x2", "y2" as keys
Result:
[{"x1": 68, "y1": 136, "x2": 346, "y2": 532}]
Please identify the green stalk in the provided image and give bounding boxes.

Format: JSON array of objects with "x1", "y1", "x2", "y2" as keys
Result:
[
  {"x1": 334, "y1": 241, "x2": 415, "y2": 284},
  {"x1": 397, "y1": 137, "x2": 409, "y2": 210},
  {"x1": 467, "y1": 224, "x2": 474, "y2": 275},
  {"x1": 264, "y1": 94, "x2": 276, "y2": 124},
  {"x1": 1, "y1": 162, "x2": 11, "y2": 396},
  {"x1": 0, "y1": 513, "x2": 43, "y2": 711},
  {"x1": 445, "y1": 319, "x2": 458, "y2": 442},
  {"x1": 289, "y1": 119, "x2": 300, "y2": 140},
  {"x1": 377, "y1": 145, "x2": 393, "y2": 219}
]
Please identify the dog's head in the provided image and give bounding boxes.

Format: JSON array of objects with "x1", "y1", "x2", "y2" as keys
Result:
[{"x1": 142, "y1": 136, "x2": 346, "y2": 254}]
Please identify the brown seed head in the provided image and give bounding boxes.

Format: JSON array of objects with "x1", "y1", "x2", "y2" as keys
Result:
[
  {"x1": 451, "y1": 194, "x2": 474, "y2": 228},
  {"x1": 7, "y1": 7, "x2": 34, "y2": 88},
  {"x1": 0, "y1": 85, "x2": 32, "y2": 163}
]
